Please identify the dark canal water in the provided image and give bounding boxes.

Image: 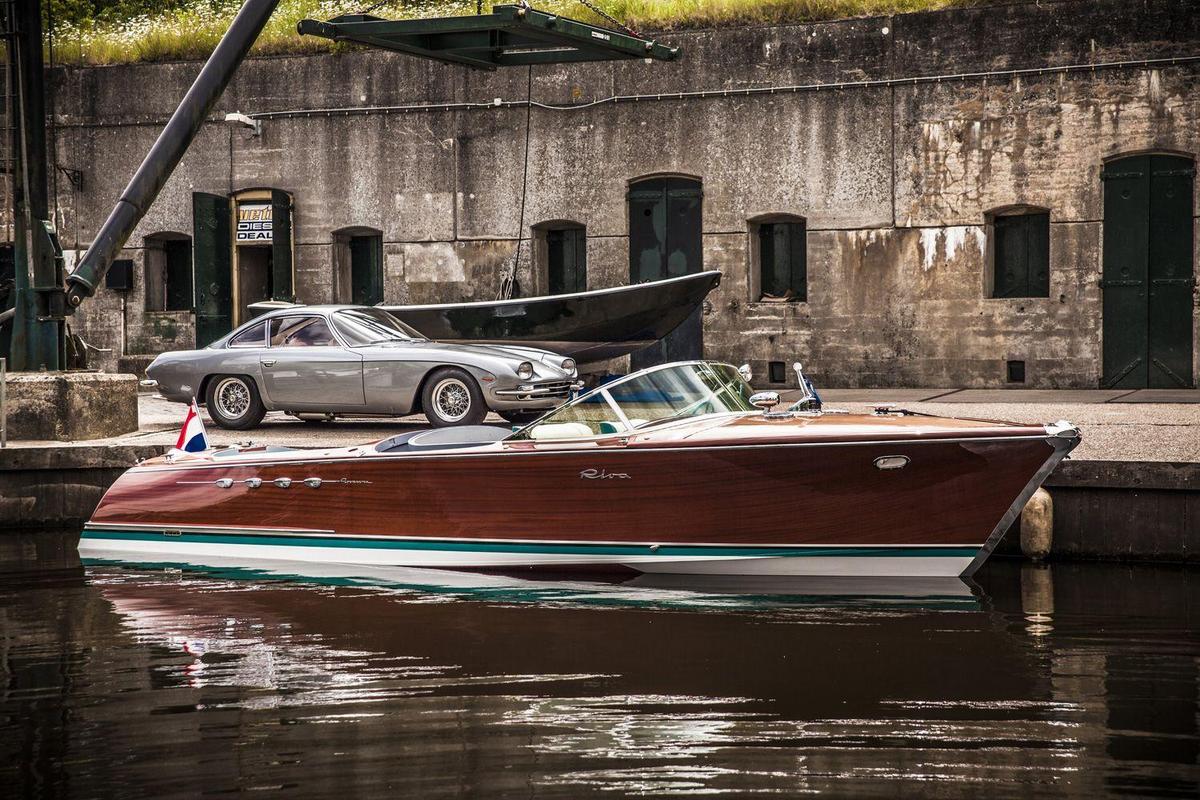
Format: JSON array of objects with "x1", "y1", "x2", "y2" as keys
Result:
[{"x1": 2, "y1": 531, "x2": 1198, "y2": 798}]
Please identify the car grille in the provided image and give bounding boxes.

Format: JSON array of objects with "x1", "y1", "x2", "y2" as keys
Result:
[
  {"x1": 495, "y1": 379, "x2": 577, "y2": 400},
  {"x1": 532, "y1": 380, "x2": 574, "y2": 397}
]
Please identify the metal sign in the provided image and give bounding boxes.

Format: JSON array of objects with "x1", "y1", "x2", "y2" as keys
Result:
[{"x1": 236, "y1": 203, "x2": 273, "y2": 244}]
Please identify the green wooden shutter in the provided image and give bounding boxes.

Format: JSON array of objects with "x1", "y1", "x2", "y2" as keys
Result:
[
  {"x1": 665, "y1": 182, "x2": 702, "y2": 279},
  {"x1": 192, "y1": 192, "x2": 232, "y2": 347},
  {"x1": 1101, "y1": 157, "x2": 1152, "y2": 388},
  {"x1": 570, "y1": 228, "x2": 587, "y2": 293},
  {"x1": 994, "y1": 213, "x2": 1049, "y2": 298},
  {"x1": 628, "y1": 179, "x2": 668, "y2": 283},
  {"x1": 547, "y1": 228, "x2": 587, "y2": 295},
  {"x1": 789, "y1": 220, "x2": 807, "y2": 301},
  {"x1": 994, "y1": 216, "x2": 1030, "y2": 297},
  {"x1": 350, "y1": 234, "x2": 384, "y2": 306},
  {"x1": 628, "y1": 176, "x2": 704, "y2": 370},
  {"x1": 164, "y1": 239, "x2": 193, "y2": 311},
  {"x1": 1147, "y1": 154, "x2": 1195, "y2": 388},
  {"x1": 270, "y1": 189, "x2": 294, "y2": 302},
  {"x1": 1028, "y1": 214, "x2": 1049, "y2": 296},
  {"x1": 759, "y1": 223, "x2": 780, "y2": 296}
]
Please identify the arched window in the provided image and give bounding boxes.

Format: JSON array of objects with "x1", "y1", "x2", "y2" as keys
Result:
[
  {"x1": 144, "y1": 232, "x2": 192, "y2": 312},
  {"x1": 533, "y1": 221, "x2": 587, "y2": 296},
  {"x1": 333, "y1": 226, "x2": 384, "y2": 305},
  {"x1": 749, "y1": 214, "x2": 806, "y2": 302},
  {"x1": 986, "y1": 206, "x2": 1049, "y2": 298}
]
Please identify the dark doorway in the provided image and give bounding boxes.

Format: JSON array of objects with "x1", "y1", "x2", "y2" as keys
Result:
[
  {"x1": 144, "y1": 233, "x2": 193, "y2": 312},
  {"x1": 194, "y1": 189, "x2": 294, "y2": 347},
  {"x1": 237, "y1": 246, "x2": 274, "y2": 325},
  {"x1": 349, "y1": 233, "x2": 383, "y2": 306},
  {"x1": 1101, "y1": 154, "x2": 1195, "y2": 388},
  {"x1": 547, "y1": 226, "x2": 587, "y2": 295},
  {"x1": 628, "y1": 176, "x2": 703, "y2": 370}
]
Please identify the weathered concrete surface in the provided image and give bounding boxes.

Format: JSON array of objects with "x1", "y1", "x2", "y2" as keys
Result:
[
  {"x1": 1032, "y1": 461, "x2": 1200, "y2": 564},
  {"x1": 2, "y1": 372, "x2": 139, "y2": 441},
  {"x1": 37, "y1": 0, "x2": 1200, "y2": 390},
  {"x1": 0, "y1": 443, "x2": 164, "y2": 528}
]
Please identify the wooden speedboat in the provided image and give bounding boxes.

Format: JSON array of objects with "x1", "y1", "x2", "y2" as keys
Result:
[{"x1": 79, "y1": 361, "x2": 1079, "y2": 578}]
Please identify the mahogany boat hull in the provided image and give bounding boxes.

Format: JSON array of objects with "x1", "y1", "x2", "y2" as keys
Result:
[{"x1": 79, "y1": 417, "x2": 1079, "y2": 577}]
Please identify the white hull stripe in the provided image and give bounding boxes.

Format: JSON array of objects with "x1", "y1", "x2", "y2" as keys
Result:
[
  {"x1": 78, "y1": 539, "x2": 974, "y2": 578},
  {"x1": 83, "y1": 522, "x2": 978, "y2": 550},
  {"x1": 80, "y1": 529, "x2": 980, "y2": 560}
]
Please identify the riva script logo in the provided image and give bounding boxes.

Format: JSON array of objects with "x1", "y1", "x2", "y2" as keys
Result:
[{"x1": 580, "y1": 468, "x2": 630, "y2": 480}]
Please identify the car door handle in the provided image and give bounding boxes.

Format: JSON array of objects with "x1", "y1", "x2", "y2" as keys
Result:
[{"x1": 262, "y1": 359, "x2": 276, "y2": 367}]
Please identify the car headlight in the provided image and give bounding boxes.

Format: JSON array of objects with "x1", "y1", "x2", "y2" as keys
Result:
[
  {"x1": 517, "y1": 361, "x2": 534, "y2": 380},
  {"x1": 561, "y1": 358, "x2": 576, "y2": 375}
]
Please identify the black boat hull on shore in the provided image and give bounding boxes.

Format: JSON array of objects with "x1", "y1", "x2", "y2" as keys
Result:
[{"x1": 380, "y1": 271, "x2": 721, "y2": 364}]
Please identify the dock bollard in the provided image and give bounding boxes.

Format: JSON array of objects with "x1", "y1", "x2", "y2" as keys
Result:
[{"x1": 1020, "y1": 488, "x2": 1053, "y2": 561}]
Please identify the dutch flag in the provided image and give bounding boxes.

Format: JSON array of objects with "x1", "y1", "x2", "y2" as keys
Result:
[{"x1": 173, "y1": 399, "x2": 210, "y2": 454}]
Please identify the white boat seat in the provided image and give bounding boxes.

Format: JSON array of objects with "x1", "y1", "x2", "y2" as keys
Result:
[{"x1": 529, "y1": 422, "x2": 594, "y2": 440}]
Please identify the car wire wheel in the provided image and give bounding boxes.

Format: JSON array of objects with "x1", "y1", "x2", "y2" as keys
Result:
[
  {"x1": 420, "y1": 367, "x2": 486, "y2": 428},
  {"x1": 204, "y1": 374, "x2": 266, "y2": 430},
  {"x1": 431, "y1": 377, "x2": 472, "y2": 423},
  {"x1": 214, "y1": 377, "x2": 251, "y2": 420}
]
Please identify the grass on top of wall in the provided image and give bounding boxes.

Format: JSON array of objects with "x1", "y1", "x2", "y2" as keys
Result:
[{"x1": 50, "y1": 0, "x2": 981, "y2": 65}]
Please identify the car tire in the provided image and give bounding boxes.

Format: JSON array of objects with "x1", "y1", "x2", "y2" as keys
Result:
[
  {"x1": 498, "y1": 409, "x2": 544, "y2": 426},
  {"x1": 205, "y1": 374, "x2": 267, "y2": 430},
  {"x1": 422, "y1": 367, "x2": 486, "y2": 428}
]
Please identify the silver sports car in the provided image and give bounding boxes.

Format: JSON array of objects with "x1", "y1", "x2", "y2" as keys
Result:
[{"x1": 144, "y1": 305, "x2": 580, "y2": 430}]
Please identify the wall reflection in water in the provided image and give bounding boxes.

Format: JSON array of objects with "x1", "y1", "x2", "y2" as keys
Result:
[{"x1": 1, "y1": 531, "x2": 1198, "y2": 798}]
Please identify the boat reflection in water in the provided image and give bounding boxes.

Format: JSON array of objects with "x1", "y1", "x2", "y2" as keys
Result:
[
  {"x1": 81, "y1": 361, "x2": 1079, "y2": 578},
  {"x1": 4, "y1": 535, "x2": 1200, "y2": 798},
  {"x1": 81, "y1": 552, "x2": 985, "y2": 610}
]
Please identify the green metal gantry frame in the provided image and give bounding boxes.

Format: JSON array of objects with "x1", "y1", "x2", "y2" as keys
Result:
[{"x1": 297, "y1": 4, "x2": 680, "y2": 70}]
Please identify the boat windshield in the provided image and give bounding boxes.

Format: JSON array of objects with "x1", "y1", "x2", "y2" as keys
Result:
[
  {"x1": 332, "y1": 308, "x2": 426, "y2": 345},
  {"x1": 508, "y1": 362, "x2": 756, "y2": 440}
]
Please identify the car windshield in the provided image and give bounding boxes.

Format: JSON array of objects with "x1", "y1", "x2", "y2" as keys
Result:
[
  {"x1": 332, "y1": 308, "x2": 426, "y2": 345},
  {"x1": 507, "y1": 362, "x2": 756, "y2": 440}
]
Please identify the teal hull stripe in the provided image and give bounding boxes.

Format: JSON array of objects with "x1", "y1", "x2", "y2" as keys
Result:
[{"x1": 81, "y1": 530, "x2": 977, "y2": 559}]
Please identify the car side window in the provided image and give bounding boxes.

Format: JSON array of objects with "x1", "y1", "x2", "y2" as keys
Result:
[
  {"x1": 269, "y1": 316, "x2": 338, "y2": 347},
  {"x1": 228, "y1": 321, "x2": 266, "y2": 347}
]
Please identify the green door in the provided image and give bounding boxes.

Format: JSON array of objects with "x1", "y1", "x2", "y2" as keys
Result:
[
  {"x1": 270, "y1": 189, "x2": 294, "y2": 303},
  {"x1": 628, "y1": 177, "x2": 703, "y2": 370},
  {"x1": 349, "y1": 234, "x2": 384, "y2": 306},
  {"x1": 547, "y1": 227, "x2": 586, "y2": 295},
  {"x1": 193, "y1": 192, "x2": 232, "y2": 347},
  {"x1": 1102, "y1": 154, "x2": 1195, "y2": 388}
]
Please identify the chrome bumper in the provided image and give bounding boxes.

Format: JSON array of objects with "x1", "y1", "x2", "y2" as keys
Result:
[{"x1": 494, "y1": 380, "x2": 584, "y2": 399}]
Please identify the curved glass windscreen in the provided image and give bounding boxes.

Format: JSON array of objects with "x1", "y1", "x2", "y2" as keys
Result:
[
  {"x1": 508, "y1": 362, "x2": 755, "y2": 441},
  {"x1": 333, "y1": 308, "x2": 426, "y2": 345}
]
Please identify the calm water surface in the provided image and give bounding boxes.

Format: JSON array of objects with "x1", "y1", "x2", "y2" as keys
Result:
[{"x1": 2, "y1": 531, "x2": 1198, "y2": 798}]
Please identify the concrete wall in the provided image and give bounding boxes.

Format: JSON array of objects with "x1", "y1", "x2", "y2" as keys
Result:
[{"x1": 47, "y1": 0, "x2": 1200, "y2": 387}]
